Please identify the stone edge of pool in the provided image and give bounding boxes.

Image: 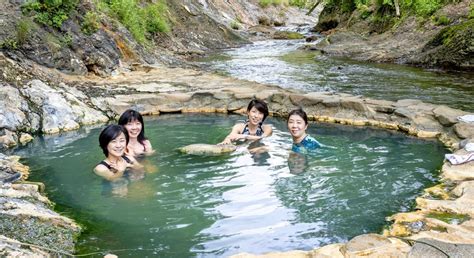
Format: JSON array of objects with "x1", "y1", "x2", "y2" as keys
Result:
[{"x1": 1, "y1": 63, "x2": 473, "y2": 257}]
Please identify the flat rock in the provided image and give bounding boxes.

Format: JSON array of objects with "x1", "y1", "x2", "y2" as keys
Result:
[
  {"x1": 408, "y1": 238, "x2": 474, "y2": 258},
  {"x1": 433, "y1": 105, "x2": 468, "y2": 126}
]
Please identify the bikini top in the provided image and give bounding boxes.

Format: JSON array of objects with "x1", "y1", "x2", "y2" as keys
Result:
[
  {"x1": 241, "y1": 122, "x2": 264, "y2": 136},
  {"x1": 98, "y1": 155, "x2": 133, "y2": 172}
]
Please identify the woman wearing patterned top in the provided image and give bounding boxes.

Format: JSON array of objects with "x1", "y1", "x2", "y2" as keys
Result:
[
  {"x1": 220, "y1": 99, "x2": 273, "y2": 145},
  {"x1": 287, "y1": 108, "x2": 321, "y2": 154}
]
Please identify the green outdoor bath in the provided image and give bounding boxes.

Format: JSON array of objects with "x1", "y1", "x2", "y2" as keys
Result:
[{"x1": 14, "y1": 114, "x2": 448, "y2": 257}]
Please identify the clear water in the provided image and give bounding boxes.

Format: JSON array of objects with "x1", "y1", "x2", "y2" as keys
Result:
[
  {"x1": 193, "y1": 39, "x2": 474, "y2": 112},
  {"x1": 15, "y1": 114, "x2": 447, "y2": 257}
]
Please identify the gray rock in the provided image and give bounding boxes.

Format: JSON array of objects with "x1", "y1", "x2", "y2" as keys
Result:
[
  {"x1": 408, "y1": 238, "x2": 474, "y2": 258},
  {"x1": 0, "y1": 84, "x2": 28, "y2": 131},
  {"x1": 454, "y1": 123, "x2": 474, "y2": 139},
  {"x1": 433, "y1": 105, "x2": 467, "y2": 126}
]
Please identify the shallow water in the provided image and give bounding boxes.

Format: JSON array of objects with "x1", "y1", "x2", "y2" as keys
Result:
[
  {"x1": 15, "y1": 114, "x2": 447, "y2": 257},
  {"x1": 194, "y1": 39, "x2": 474, "y2": 112}
]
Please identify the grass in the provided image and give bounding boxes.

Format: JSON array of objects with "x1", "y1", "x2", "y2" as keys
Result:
[{"x1": 97, "y1": 0, "x2": 170, "y2": 45}]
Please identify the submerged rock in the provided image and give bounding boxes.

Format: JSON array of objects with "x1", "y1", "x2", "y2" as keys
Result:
[{"x1": 179, "y1": 143, "x2": 237, "y2": 155}]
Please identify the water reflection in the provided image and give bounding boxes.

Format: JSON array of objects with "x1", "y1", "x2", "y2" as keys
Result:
[{"x1": 15, "y1": 114, "x2": 447, "y2": 257}]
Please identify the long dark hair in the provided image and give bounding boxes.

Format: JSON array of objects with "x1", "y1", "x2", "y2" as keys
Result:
[
  {"x1": 287, "y1": 108, "x2": 308, "y2": 125},
  {"x1": 247, "y1": 99, "x2": 269, "y2": 122},
  {"x1": 99, "y1": 125, "x2": 129, "y2": 157},
  {"x1": 118, "y1": 109, "x2": 147, "y2": 146}
]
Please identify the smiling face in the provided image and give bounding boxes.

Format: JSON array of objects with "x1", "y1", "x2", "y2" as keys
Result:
[
  {"x1": 247, "y1": 106, "x2": 265, "y2": 126},
  {"x1": 124, "y1": 119, "x2": 143, "y2": 139},
  {"x1": 107, "y1": 132, "x2": 127, "y2": 158},
  {"x1": 287, "y1": 114, "x2": 308, "y2": 140}
]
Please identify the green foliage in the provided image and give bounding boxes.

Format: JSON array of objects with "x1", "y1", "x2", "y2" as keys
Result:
[
  {"x1": 259, "y1": 0, "x2": 288, "y2": 8},
  {"x1": 400, "y1": 0, "x2": 444, "y2": 17},
  {"x1": 22, "y1": 0, "x2": 78, "y2": 28},
  {"x1": 98, "y1": 0, "x2": 170, "y2": 44},
  {"x1": 0, "y1": 38, "x2": 19, "y2": 50},
  {"x1": 288, "y1": 0, "x2": 320, "y2": 8},
  {"x1": 60, "y1": 32, "x2": 73, "y2": 47},
  {"x1": 325, "y1": 0, "x2": 456, "y2": 18},
  {"x1": 259, "y1": 0, "x2": 273, "y2": 7},
  {"x1": 144, "y1": 2, "x2": 170, "y2": 34},
  {"x1": 16, "y1": 19, "x2": 35, "y2": 45},
  {"x1": 82, "y1": 11, "x2": 100, "y2": 35},
  {"x1": 432, "y1": 15, "x2": 451, "y2": 25},
  {"x1": 230, "y1": 20, "x2": 241, "y2": 30},
  {"x1": 469, "y1": 4, "x2": 474, "y2": 19}
]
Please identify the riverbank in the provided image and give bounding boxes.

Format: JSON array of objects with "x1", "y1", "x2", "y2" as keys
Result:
[
  {"x1": 0, "y1": 0, "x2": 473, "y2": 256},
  {"x1": 1, "y1": 52, "x2": 473, "y2": 255},
  {"x1": 310, "y1": 0, "x2": 473, "y2": 70}
]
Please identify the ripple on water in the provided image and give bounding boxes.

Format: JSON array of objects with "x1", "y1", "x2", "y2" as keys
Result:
[{"x1": 16, "y1": 114, "x2": 448, "y2": 256}]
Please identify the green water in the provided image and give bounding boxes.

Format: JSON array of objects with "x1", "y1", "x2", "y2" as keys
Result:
[{"x1": 15, "y1": 114, "x2": 447, "y2": 257}]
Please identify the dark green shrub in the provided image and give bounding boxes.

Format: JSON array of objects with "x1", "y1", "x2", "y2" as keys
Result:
[
  {"x1": 22, "y1": 0, "x2": 78, "y2": 28},
  {"x1": 0, "y1": 38, "x2": 19, "y2": 50},
  {"x1": 100, "y1": 0, "x2": 170, "y2": 44},
  {"x1": 16, "y1": 19, "x2": 35, "y2": 45},
  {"x1": 82, "y1": 11, "x2": 100, "y2": 35},
  {"x1": 432, "y1": 15, "x2": 451, "y2": 25}
]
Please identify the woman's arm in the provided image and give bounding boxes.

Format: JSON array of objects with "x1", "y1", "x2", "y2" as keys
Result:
[
  {"x1": 93, "y1": 164, "x2": 125, "y2": 181},
  {"x1": 144, "y1": 140, "x2": 155, "y2": 155},
  {"x1": 219, "y1": 123, "x2": 245, "y2": 144}
]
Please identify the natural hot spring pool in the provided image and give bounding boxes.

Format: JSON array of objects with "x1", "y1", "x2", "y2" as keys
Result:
[{"x1": 14, "y1": 114, "x2": 447, "y2": 257}]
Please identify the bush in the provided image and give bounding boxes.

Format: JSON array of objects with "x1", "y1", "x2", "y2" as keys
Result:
[
  {"x1": 16, "y1": 19, "x2": 35, "y2": 45},
  {"x1": 259, "y1": 0, "x2": 289, "y2": 8},
  {"x1": 82, "y1": 11, "x2": 100, "y2": 35},
  {"x1": 99, "y1": 0, "x2": 170, "y2": 44},
  {"x1": 22, "y1": 0, "x2": 78, "y2": 28},
  {"x1": 0, "y1": 38, "x2": 19, "y2": 50},
  {"x1": 432, "y1": 15, "x2": 451, "y2": 25},
  {"x1": 230, "y1": 20, "x2": 241, "y2": 30}
]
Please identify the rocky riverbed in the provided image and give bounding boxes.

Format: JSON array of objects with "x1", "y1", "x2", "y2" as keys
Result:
[
  {"x1": 1, "y1": 50, "x2": 474, "y2": 255},
  {"x1": 1, "y1": 0, "x2": 473, "y2": 256}
]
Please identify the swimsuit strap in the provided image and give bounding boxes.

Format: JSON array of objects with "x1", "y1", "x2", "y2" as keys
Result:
[
  {"x1": 122, "y1": 155, "x2": 133, "y2": 164},
  {"x1": 99, "y1": 160, "x2": 112, "y2": 170},
  {"x1": 242, "y1": 123, "x2": 264, "y2": 136}
]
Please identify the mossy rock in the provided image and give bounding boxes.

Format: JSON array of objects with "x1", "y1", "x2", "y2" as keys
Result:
[
  {"x1": 0, "y1": 214, "x2": 80, "y2": 254},
  {"x1": 273, "y1": 31, "x2": 304, "y2": 40},
  {"x1": 179, "y1": 143, "x2": 237, "y2": 155},
  {"x1": 421, "y1": 19, "x2": 474, "y2": 69}
]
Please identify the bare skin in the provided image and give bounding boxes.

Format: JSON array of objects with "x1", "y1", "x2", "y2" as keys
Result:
[
  {"x1": 287, "y1": 114, "x2": 308, "y2": 144},
  {"x1": 123, "y1": 119, "x2": 154, "y2": 156},
  {"x1": 220, "y1": 107, "x2": 272, "y2": 145},
  {"x1": 94, "y1": 132, "x2": 142, "y2": 181}
]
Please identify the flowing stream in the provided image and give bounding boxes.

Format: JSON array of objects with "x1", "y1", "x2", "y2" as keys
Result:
[{"x1": 194, "y1": 38, "x2": 474, "y2": 112}]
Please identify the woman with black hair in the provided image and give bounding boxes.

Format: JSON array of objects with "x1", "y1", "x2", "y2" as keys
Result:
[
  {"x1": 219, "y1": 99, "x2": 273, "y2": 145},
  {"x1": 118, "y1": 109, "x2": 154, "y2": 156},
  {"x1": 287, "y1": 108, "x2": 321, "y2": 154},
  {"x1": 94, "y1": 124, "x2": 140, "y2": 181}
]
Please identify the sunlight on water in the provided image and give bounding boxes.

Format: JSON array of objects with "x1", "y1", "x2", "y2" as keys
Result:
[{"x1": 15, "y1": 114, "x2": 447, "y2": 257}]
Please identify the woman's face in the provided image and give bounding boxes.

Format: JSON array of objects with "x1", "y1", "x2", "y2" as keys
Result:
[
  {"x1": 247, "y1": 107, "x2": 264, "y2": 126},
  {"x1": 287, "y1": 114, "x2": 308, "y2": 138},
  {"x1": 107, "y1": 132, "x2": 127, "y2": 157},
  {"x1": 124, "y1": 119, "x2": 142, "y2": 139}
]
